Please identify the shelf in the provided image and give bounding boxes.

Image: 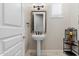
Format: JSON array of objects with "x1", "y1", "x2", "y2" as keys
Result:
[
  {"x1": 72, "y1": 49, "x2": 79, "y2": 56},
  {"x1": 63, "y1": 28, "x2": 78, "y2": 55},
  {"x1": 64, "y1": 51, "x2": 76, "y2": 56}
]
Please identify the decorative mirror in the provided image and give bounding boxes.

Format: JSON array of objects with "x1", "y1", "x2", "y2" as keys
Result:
[{"x1": 31, "y1": 11, "x2": 46, "y2": 34}]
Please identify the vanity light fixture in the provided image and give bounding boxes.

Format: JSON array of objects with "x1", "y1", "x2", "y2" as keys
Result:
[{"x1": 33, "y1": 5, "x2": 44, "y2": 10}]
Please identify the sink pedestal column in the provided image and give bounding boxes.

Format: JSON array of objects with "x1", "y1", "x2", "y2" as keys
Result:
[{"x1": 37, "y1": 40, "x2": 41, "y2": 56}]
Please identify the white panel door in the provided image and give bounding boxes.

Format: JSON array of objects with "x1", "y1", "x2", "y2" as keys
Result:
[{"x1": 0, "y1": 3, "x2": 25, "y2": 56}]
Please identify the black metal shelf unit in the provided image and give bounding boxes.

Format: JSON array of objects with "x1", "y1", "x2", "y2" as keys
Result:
[{"x1": 63, "y1": 28, "x2": 78, "y2": 56}]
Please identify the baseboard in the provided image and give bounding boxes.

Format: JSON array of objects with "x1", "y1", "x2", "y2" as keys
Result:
[
  {"x1": 41, "y1": 50, "x2": 64, "y2": 56},
  {"x1": 25, "y1": 49, "x2": 36, "y2": 56},
  {"x1": 26, "y1": 49, "x2": 64, "y2": 56}
]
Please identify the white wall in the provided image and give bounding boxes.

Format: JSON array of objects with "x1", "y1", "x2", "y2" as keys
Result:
[
  {"x1": 23, "y1": 3, "x2": 79, "y2": 53},
  {"x1": 64, "y1": 4, "x2": 79, "y2": 40},
  {"x1": 42, "y1": 3, "x2": 77, "y2": 50},
  {"x1": 22, "y1": 4, "x2": 37, "y2": 55},
  {"x1": 42, "y1": 4, "x2": 65, "y2": 50},
  {"x1": 22, "y1": 3, "x2": 32, "y2": 53}
]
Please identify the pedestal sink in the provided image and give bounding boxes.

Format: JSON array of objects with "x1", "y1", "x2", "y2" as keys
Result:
[
  {"x1": 32, "y1": 34, "x2": 45, "y2": 56},
  {"x1": 31, "y1": 11, "x2": 46, "y2": 56},
  {"x1": 32, "y1": 34, "x2": 45, "y2": 40}
]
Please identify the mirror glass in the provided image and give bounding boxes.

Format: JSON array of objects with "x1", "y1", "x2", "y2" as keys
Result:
[{"x1": 34, "y1": 14, "x2": 43, "y2": 33}]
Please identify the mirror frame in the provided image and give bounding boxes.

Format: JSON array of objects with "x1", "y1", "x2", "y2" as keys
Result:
[{"x1": 31, "y1": 11, "x2": 47, "y2": 34}]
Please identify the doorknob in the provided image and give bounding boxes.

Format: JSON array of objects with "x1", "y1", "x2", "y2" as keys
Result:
[{"x1": 26, "y1": 22, "x2": 29, "y2": 24}]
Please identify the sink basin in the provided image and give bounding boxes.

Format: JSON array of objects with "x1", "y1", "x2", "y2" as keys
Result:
[{"x1": 32, "y1": 34, "x2": 45, "y2": 40}]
